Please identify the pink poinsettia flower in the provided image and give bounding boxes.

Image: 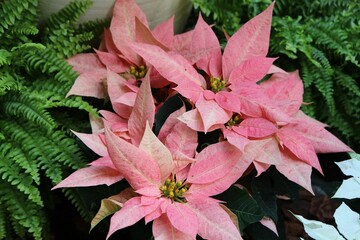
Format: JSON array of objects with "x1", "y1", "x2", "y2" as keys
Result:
[
  {"x1": 130, "y1": 2, "x2": 293, "y2": 133},
  {"x1": 67, "y1": 0, "x2": 193, "y2": 100},
  {"x1": 222, "y1": 70, "x2": 352, "y2": 193},
  {"x1": 103, "y1": 121, "x2": 243, "y2": 240},
  {"x1": 52, "y1": 73, "x2": 156, "y2": 188}
]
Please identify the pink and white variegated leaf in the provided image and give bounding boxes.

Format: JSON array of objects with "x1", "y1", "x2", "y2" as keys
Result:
[
  {"x1": 162, "y1": 116, "x2": 197, "y2": 159},
  {"x1": 276, "y1": 151, "x2": 314, "y2": 194},
  {"x1": 209, "y1": 49, "x2": 223, "y2": 78},
  {"x1": 171, "y1": 151, "x2": 195, "y2": 174},
  {"x1": 130, "y1": 42, "x2": 205, "y2": 101},
  {"x1": 293, "y1": 111, "x2": 328, "y2": 128},
  {"x1": 66, "y1": 71, "x2": 107, "y2": 98},
  {"x1": 72, "y1": 131, "x2": 107, "y2": 156},
  {"x1": 128, "y1": 73, "x2": 155, "y2": 146},
  {"x1": 158, "y1": 106, "x2": 186, "y2": 143},
  {"x1": 215, "y1": 91, "x2": 241, "y2": 113},
  {"x1": 136, "y1": 186, "x2": 161, "y2": 198},
  {"x1": 107, "y1": 196, "x2": 145, "y2": 239},
  {"x1": 109, "y1": 0, "x2": 147, "y2": 65},
  {"x1": 253, "y1": 161, "x2": 271, "y2": 176},
  {"x1": 100, "y1": 110, "x2": 127, "y2": 124},
  {"x1": 52, "y1": 165, "x2": 123, "y2": 189},
  {"x1": 106, "y1": 69, "x2": 135, "y2": 118},
  {"x1": 90, "y1": 156, "x2": 116, "y2": 169},
  {"x1": 229, "y1": 57, "x2": 277, "y2": 88},
  {"x1": 105, "y1": 126, "x2": 161, "y2": 190},
  {"x1": 262, "y1": 71, "x2": 304, "y2": 115},
  {"x1": 187, "y1": 153, "x2": 252, "y2": 197},
  {"x1": 178, "y1": 108, "x2": 224, "y2": 133},
  {"x1": 144, "y1": 198, "x2": 164, "y2": 224},
  {"x1": 190, "y1": 14, "x2": 221, "y2": 71},
  {"x1": 110, "y1": 0, "x2": 148, "y2": 41},
  {"x1": 166, "y1": 202, "x2": 199, "y2": 239},
  {"x1": 95, "y1": 50, "x2": 129, "y2": 73},
  {"x1": 223, "y1": 129, "x2": 251, "y2": 152},
  {"x1": 89, "y1": 114, "x2": 104, "y2": 134},
  {"x1": 260, "y1": 103, "x2": 294, "y2": 125},
  {"x1": 188, "y1": 202, "x2": 242, "y2": 240},
  {"x1": 172, "y1": 30, "x2": 193, "y2": 55},
  {"x1": 135, "y1": 17, "x2": 169, "y2": 51},
  {"x1": 187, "y1": 141, "x2": 241, "y2": 184},
  {"x1": 99, "y1": 28, "x2": 118, "y2": 53},
  {"x1": 244, "y1": 137, "x2": 282, "y2": 166},
  {"x1": 196, "y1": 96, "x2": 232, "y2": 133},
  {"x1": 277, "y1": 126, "x2": 323, "y2": 174},
  {"x1": 152, "y1": 16, "x2": 175, "y2": 49},
  {"x1": 139, "y1": 122, "x2": 174, "y2": 183},
  {"x1": 67, "y1": 53, "x2": 104, "y2": 74},
  {"x1": 291, "y1": 122, "x2": 353, "y2": 154},
  {"x1": 268, "y1": 64, "x2": 286, "y2": 74},
  {"x1": 153, "y1": 214, "x2": 194, "y2": 240},
  {"x1": 232, "y1": 117, "x2": 278, "y2": 138},
  {"x1": 222, "y1": 2, "x2": 274, "y2": 79}
]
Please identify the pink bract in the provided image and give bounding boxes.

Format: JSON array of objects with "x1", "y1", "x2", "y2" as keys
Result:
[{"x1": 105, "y1": 122, "x2": 243, "y2": 239}]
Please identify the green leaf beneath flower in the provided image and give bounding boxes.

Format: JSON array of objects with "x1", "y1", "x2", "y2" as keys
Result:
[{"x1": 219, "y1": 185, "x2": 264, "y2": 232}]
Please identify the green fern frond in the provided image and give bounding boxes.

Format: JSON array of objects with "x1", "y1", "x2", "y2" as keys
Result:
[
  {"x1": 0, "y1": 141, "x2": 43, "y2": 206},
  {"x1": 0, "y1": 207, "x2": 6, "y2": 239},
  {"x1": 0, "y1": 0, "x2": 38, "y2": 35},
  {"x1": 334, "y1": 68, "x2": 360, "y2": 97},
  {"x1": 0, "y1": 140, "x2": 40, "y2": 185},
  {"x1": 76, "y1": 18, "x2": 110, "y2": 40},
  {"x1": 0, "y1": 72, "x2": 23, "y2": 95},
  {"x1": 301, "y1": 87, "x2": 316, "y2": 117},
  {"x1": 10, "y1": 22, "x2": 39, "y2": 36},
  {"x1": 0, "y1": 92, "x2": 56, "y2": 131},
  {"x1": 0, "y1": 0, "x2": 29, "y2": 33},
  {"x1": 7, "y1": 120, "x2": 86, "y2": 184},
  {"x1": 63, "y1": 188, "x2": 92, "y2": 221},
  {"x1": 0, "y1": 182, "x2": 44, "y2": 240},
  {"x1": 271, "y1": 16, "x2": 312, "y2": 60},
  {"x1": 46, "y1": 23, "x2": 94, "y2": 58},
  {"x1": 299, "y1": 57, "x2": 313, "y2": 87},
  {"x1": 44, "y1": 0, "x2": 93, "y2": 31},
  {"x1": 46, "y1": 130, "x2": 87, "y2": 171},
  {"x1": 46, "y1": 96, "x2": 99, "y2": 116},
  {"x1": 30, "y1": 78, "x2": 73, "y2": 97},
  {"x1": 306, "y1": 19, "x2": 359, "y2": 67},
  {"x1": 0, "y1": 49, "x2": 11, "y2": 66},
  {"x1": 22, "y1": 47, "x2": 78, "y2": 83}
]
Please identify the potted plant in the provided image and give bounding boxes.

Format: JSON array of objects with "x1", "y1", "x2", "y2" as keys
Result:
[{"x1": 51, "y1": 0, "x2": 355, "y2": 239}]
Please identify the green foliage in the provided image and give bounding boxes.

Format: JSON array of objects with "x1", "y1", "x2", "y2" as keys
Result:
[
  {"x1": 0, "y1": 0, "x2": 107, "y2": 239},
  {"x1": 219, "y1": 186, "x2": 264, "y2": 232},
  {"x1": 192, "y1": 0, "x2": 360, "y2": 152}
]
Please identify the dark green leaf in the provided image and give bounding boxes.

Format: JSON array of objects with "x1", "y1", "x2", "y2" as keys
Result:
[
  {"x1": 252, "y1": 173, "x2": 278, "y2": 221},
  {"x1": 219, "y1": 186, "x2": 264, "y2": 232},
  {"x1": 245, "y1": 222, "x2": 279, "y2": 240},
  {"x1": 269, "y1": 167, "x2": 300, "y2": 199}
]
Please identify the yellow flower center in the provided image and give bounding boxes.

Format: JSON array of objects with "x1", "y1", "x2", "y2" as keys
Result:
[
  {"x1": 226, "y1": 113, "x2": 242, "y2": 127},
  {"x1": 129, "y1": 65, "x2": 147, "y2": 79},
  {"x1": 210, "y1": 77, "x2": 226, "y2": 92},
  {"x1": 160, "y1": 178, "x2": 188, "y2": 203}
]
